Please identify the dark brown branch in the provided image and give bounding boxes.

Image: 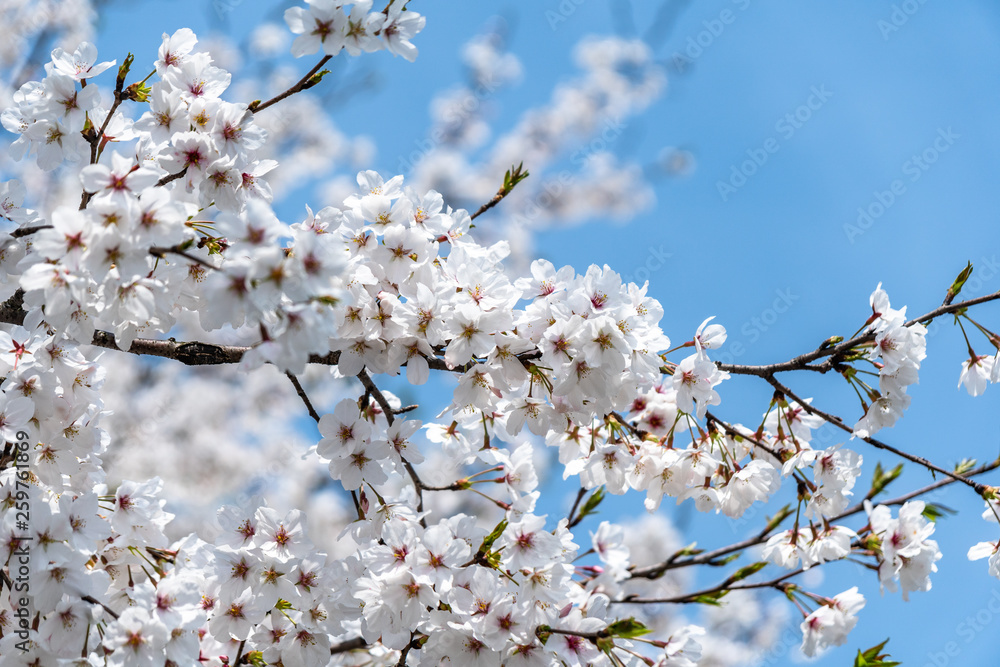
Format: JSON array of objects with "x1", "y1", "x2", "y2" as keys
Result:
[
  {"x1": 81, "y1": 594, "x2": 120, "y2": 620},
  {"x1": 627, "y1": 457, "x2": 1000, "y2": 580},
  {"x1": 286, "y1": 372, "x2": 321, "y2": 422},
  {"x1": 358, "y1": 368, "x2": 427, "y2": 520},
  {"x1": 149, "y1": 245, "x2": 217, "y2": 269},
  {"x1": 156, "y1": 167, "x2": 188, "y2": 187},
  {"x1": 250, "y1": 55, "x2": 332, "y2": 114},
  {"x1": 331, "y1": 636, "x2": 367, "y2": 655},
  {"x1": 566, "y1": 487, "x2": 588, "y2": 528},
  {"x1": 716, "y1": 288, "x2": 1000, "y2": 377},
  {"x1": 471, "y1": 191, "x2": 509, "y2": 221},
  {"x1": 0, "y1": 292, "x2": 545, "y2": 375},
  {"x1": 358, "y1": 367, "x2": 395, "y2": 427},
  {"x1": 617, "y1": 568, "x2": 801, "y2": 605},
  {"x1": 704, "y1": 410, "x2": 781, "y2": 461},
  {"x1": 766, "y1": 375, "x2": 987, "y2": 494},
  {"x1": 11, "y1": 224, "x2": 53, "y2": 238}
]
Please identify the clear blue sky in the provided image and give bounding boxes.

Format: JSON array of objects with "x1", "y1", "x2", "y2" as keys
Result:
[{"x1": 86, "y1": 1, "x2": 1000, "y2": 663}]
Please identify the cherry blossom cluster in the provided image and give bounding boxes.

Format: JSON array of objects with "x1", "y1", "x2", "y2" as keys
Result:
[
  {"x1": 0, "y1": 323, "x2": 207, "y2": 661},
  {"x1": 2, "y1": 2, "x2": 1000, "y2": 665},
  {"x1": 285, "y1": 0, "x2": 426, "y2": 62},
  {"x1": 851, "y1": 283, "x2": 928, "y2": 439}
]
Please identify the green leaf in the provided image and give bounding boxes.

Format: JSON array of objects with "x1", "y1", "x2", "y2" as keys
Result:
[
  {"x1": 708, "y1": 553, "x2": 741, "y2": 567},
  {"x1": 854, "y1": 638, "x2": 901, "y2": 667},
  {"x1": 724, "y1": 561, "x2": 768, "y2": 585},
  {"x1": 478, "y1": 518, "x2": 508, "y2": 554},
  {"x1": 819, "y1": 335, "x2": 844, "y2": 349},
  {"x1": 303, "y1": 69, "x2": 332, "y2": 90},
  {"x1": 869, "y1": 462, "x2": 904, "y2": 498},
  {"x1": 577, "y1": 487, "x2": 605, "y2": 522},
  {"x1": 606, "y1": 617, "x2": 651, "y2": 639},
  {"x1": 921, "y1": 502, "x2": 956, "y2": 522},
  {"x1": 502, "y1": 162, "x2": 529, "y2": 193},
  {"x1": 954, "y1": 458, "x2": 978, "y2": 475},
  {"x1": 244, "y1": 651, "x2": 266, "y2": 667},
  {"x1": 126, "y1": 80, "x2": 152, "y2": 102},
  {"x1": 670, "y1": 542, "x2": 702, "y2": 559},
  {"x1": 116, "y1": 52, "x2": 134, "y2": 89},
  {"x1": 688, "y1": 590, "x2": 729, "y2": 605},
  {"x1": 945, "y1": 261, "x2": 974, "y2": 303},
  {"x1": 763, "y1": 504, "x2": 794, "y2": 533}
]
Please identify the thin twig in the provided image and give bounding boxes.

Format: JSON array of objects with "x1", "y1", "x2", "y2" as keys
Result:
[
  {"x1": 566, "y1": 487, "x2": 588, "y2": 528},
  {"x1": 358, "y1": 368, "x2": 427, "y2": 520},
  {"x1": 617, "y1": 569, "x2": 801, "y2": 605},
  {"x1": 627, "y1": 457, "x2": 1000, "y2": 580},
  {"x1": 330, "y1": 636, "x2": 367, "y2": 655},
  {"x1": 704, "y1": 410, "x2": 781, "y2": 461},
  {"x1": 149, "y1": 245, "x2": 218, "y2": 270},
  {"x1": 286, "y1": 372, "x2": 320, "y2": 422},
  {"x1": 251, "y1": 55, "x2": 332, "y2": 114},
  {"x1": 766, "y1": 376, "x2": 987, "y2": 494},
  {"x1": 81, "y1": 594, "x2": 120, "y2": 620},
  {"x1": 716, "y1": 289, "x2": 1000, "y2": 377},
  {"x1": 156, "y1": 167, "x2": 187, "y2": 187},
  {"x1": 11, "y1": 224, "x2": 53, "y2": 238},
  {"x1": 470, "y1": 163, "x2": 528, "y2": 221}
]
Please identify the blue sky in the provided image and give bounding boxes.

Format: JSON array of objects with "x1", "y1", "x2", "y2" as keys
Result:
[{"x1": 81, "y1": 0, "x2": 1000, "y2": 663}]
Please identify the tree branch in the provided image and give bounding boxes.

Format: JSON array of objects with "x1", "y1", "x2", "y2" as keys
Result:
[
  {"x1": 286, "y1": 372, "x2": 321, "y2": 422},
  {"x1": 249, "y1": 55, "x2": 332, "y2": 114},
  {"x1": 766, "y1": 375, "x2": 988, "y2": 494},
  {"x1": 616, "y1": 568, "x2": 801, "y2": 605},
  {"x1": 716, "y1": 289, "x2": 1000, "y2": 377},
  {"x1": 358, "y1": 367, "x2": 427, "y2": 520},
  {"x1": 627, "y1": 457, "x2": 1000, "y2": 580}
]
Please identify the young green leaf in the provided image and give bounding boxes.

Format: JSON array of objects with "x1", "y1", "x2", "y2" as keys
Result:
[
  {"x1": 606, "y1": 617, "x2": 652, "y2": 639},
  {"x1": 868, "y1": 462, "x2": 904, "y2": 498},
  {"x1": 921, "y1": 502, "x2": 956, "y2": 522},
  {"x1": 854, "y1": 638, "x2": 901, "y2": 667},
  {"x1": 944, "y1": 261, "x2": 974, "y2": 305},
  {"x1": 578, "y1": 487, "x2": 606, "y2": 521},
  {"x1": 723, "y1": 561, "x2": 768, "y2": 585}
]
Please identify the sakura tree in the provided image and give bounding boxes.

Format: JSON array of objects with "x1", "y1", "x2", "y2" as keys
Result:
[{"x1": 1, "y1": 2, "x2": 999, "y2": 666}]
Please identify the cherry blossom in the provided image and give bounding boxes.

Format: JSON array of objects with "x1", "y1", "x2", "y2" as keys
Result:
[{"x1": 0, "y1": 5, "x2": 997, "y2": 666}]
